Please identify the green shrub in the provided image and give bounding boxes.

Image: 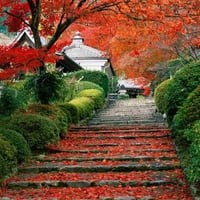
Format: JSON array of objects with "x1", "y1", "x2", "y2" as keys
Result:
[
  {"x1": 164, "y1": 61, "x2": 200, "y2": 125},
  {"x1": 75, "y1": 81, "x2": 105, "y2": 96},
  {"x1": 64, "y1": 79, "x2": 105, "y2": 101},
  {"x1": 0, "y1": 87, "x2": 28, "y2": 117},
  {"x1": 58, "y1": 103, "x2": 79, "y2": 124},
  {"x1": 76, "y1": 89, "x2": 104, "y2": 109},
  {"x1": 172, "y1": 85, "x2": 200, "y2": 136},
  {"x1": 65, "y1": 70, "x2": 110, "y2": 96},
  {"x1": 23, "y1": 75, "x2": 38, "y2": 102},
  {"x1": 182, "y1": 121, "x2": 200, "y2": 183},
  {"x1": 8, "y1": 79, "x2": 26, "y2": 90},
  {"x1": 0, "y1": 136, "x2": 17, "y2": 182},
  {"x1": 4, "y1": 113, "x2": 59, "y2": 149},
  {"x1": 25, "y1": 72, "x2": 68, "y2": 104},
  {"x1": 0, "y1": 129, "x2": 31, "y2": 163},
  {"x1": 154, "y1": 79, "x2": 172, "y2": 113},
  {"x1": 184, "y1": 120, "x2": 200, "y2": 144},
  {"x1": 151, "y1": 57, "x2": 190, "y2": 90},
  {"x1": 69, "y1": 97, "x2": 94, "y2": 120},
  {"x1": 27, "y1": 104, "x2": 69, "y2": 138}
]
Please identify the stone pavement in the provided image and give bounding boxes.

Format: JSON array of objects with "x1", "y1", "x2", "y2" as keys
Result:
[{"x1": 0, "y1": 98, "x2": 193, "y2": 200}]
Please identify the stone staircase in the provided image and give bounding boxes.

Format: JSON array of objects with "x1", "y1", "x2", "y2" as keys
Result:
[
  {"x1": 88, "y1": 98, "x2": 165, "y2": 126},
  {"x1": 0, "y1": 98, "x2": 193, "y2": 200}
]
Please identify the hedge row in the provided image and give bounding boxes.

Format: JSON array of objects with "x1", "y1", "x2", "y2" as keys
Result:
[
  {"x1": 183, "y1": 120, "x2": 200, "y2": 183},
  {"x1": 27, "y1": 104, "x2": 69, "y2": 138},
  {"x1": 164, "y1": 61, "x2": 200, "y2": 125},
  {"x1": 76, "y1": 89, "x2": 104, "y2": 109},
  {"x1": 154, "y1": 61, "x2": 200, "y2": 184},
  {"x1": 172, "y1": 86, "x2": 200, "y2": 183},
  {"x1": 0, "y1": 71, "x2": 107, "y2": 183},
  {"x1": 171, "y1": 86, "x2": 200, "y2": 136},
  {"x1": 68, "y1": 88, "x2": 105, "y2": 119}
]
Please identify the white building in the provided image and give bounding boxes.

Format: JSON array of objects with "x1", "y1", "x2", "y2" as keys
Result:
[{"x1": 56, "y1": 32, "x2": 115, "y2": 77}]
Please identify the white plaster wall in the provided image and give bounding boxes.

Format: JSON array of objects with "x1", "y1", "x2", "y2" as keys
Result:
[{"x1": 73, "y1": 59, "x2": 107, "y2": 71}]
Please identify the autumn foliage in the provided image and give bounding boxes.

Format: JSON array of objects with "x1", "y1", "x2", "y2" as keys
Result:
[{"x1": 0, "y1": 0, "x2": 199, "y2": 80}]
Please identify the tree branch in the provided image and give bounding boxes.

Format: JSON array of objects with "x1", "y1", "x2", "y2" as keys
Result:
[
  {"x1": 90, "y1": 2, "x2": 122, "y2": 13},
  {"x1": 77, "y1": 0, "x2": 87, "y2": 8},
  {"x1": 4, "y1": 10, "x2": 30, "y2": 27},
  {"x1": 46, "y1": 17, "x2": 78, "y2": 50}
]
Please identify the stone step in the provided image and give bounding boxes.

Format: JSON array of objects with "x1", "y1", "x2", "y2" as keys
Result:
[
  {"x1": 69, "y1": 129, "x2": 169, "y2": 135},
  {"x1": 98, "y1": 107, "x2": 156, "y2": 110},
  {"x1": 88, "y1": 119, "x2": 165, "y2": 123},
  {"x1": 18, "y1": 163, "x2": 181, "y2": 173},
  {"x1": 87, "y1": 119, "x2": 165, "y2": 124},
  {"x1": 83, "y1": 142, "x2": 169, "y2": 146},
  {"x1": 1, "y1": 184, "x2": 192, "y2": 200},
  {"x1": 88, "y1": 121, "x2": 165, "y2": 125},
  {"x1": 70, "y1": 125, "x2": 167, "y2": 131},
  {"x1": 36, "y1": 155, "x2": 177, "y2": 162},
  {"x1": 7, "y1": 179, "x2": 182, "y2": 189},
  {"x1": 95, "y1": 114, "x2": 160, "y2": 118},
  {"x1": 88, "y1": 123, "x2": 166, "y2": 127},
  {"x1": 91, "y1": 117, "x2": 163, "y2": 121},
  {"x1": 71, "y1": 134, "x2": 169, "y2": 140},
  {"x1": 97, "y1": 109, "x2": 159, "y2": 113},
  {"x1": 68, "y1": 133, "x2": 169, "y2": 138},
  {"x1": 49, "y1": 142, "x2": 172, "y2": 150},
  {"x1": 69, "y1": 128, "x2": 168, "y2": 134},
  {"x1": 46, "y1": 148, "x2": 174, "y2": 154}
]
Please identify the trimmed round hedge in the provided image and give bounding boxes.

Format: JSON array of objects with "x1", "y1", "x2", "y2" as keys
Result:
[
  {"x1": 58, "y1": 103, "x2": 79, "y2": 124},
  {"x1": 172, "y1": 85, "x2": 200, "y2": 136},
  {"x1": 164, "y1": 61, "x2": 200, "y2": 125},
  {"x1": 154, "y1": 79, "x2": 172, "y2": 113},
  {"x1": 27, "y1": 104, "x2": 69, "y2": 138},
  {"x1": 182, "y1": 120, "x2": 200, "y2": 183},
  {"x1": 76, "y1": 81, "x2": 104, "y2": 95},
  {"x1": 76, "y1": 89, "x2": 105, "y2": 109},
  {"x1": 69, "y1": 97, "x2": 94, "y2": 120},
  {"x1": 5, "y1": 113, "x2": 59, "y2": 149},
  {"x1": 0, "y1": 128, "x2": 31, "y2": 163},
  {"x1": 65, "y1": 70, "x2": 110, "y2": 96},
  {"x1": 0, "y1": 136, "x2": 17, "y2": 182}
]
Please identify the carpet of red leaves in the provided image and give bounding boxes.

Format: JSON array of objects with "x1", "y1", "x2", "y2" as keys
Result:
[
  {"x1": 0, "y1": 185, "x2": 193, "y2": 200},
  {"x1": 0, "y1": 127, "x2": 193, "y2": 200}
]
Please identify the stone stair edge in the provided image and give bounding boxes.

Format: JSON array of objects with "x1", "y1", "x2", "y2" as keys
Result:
[
  {"x1": 18, "y1": 163, "x2": 181, "y2": 173},
  {"x1": 7, "y1": 179, "x2": 182, "y2": 190},
  {"x1": 34, "y1": 155, "x2": 177, "y2": 162}
]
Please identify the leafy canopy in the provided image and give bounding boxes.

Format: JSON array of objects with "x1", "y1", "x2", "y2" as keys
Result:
[{"x1": 0, "y1": 0, "x2": 199, "y2": 80}]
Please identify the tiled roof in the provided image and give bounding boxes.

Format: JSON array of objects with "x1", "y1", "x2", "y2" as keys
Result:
[{"x1": 61, "y1": 32, "x2": 106, "y2": 59}]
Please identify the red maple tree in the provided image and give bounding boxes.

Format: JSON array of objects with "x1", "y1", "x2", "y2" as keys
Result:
[{"x1": 0, "y1": 0, "x2": 199, "y2": 80}]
